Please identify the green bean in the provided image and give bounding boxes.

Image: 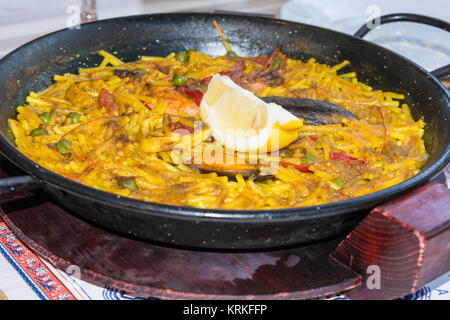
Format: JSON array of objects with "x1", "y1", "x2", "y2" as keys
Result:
[
  {"x1": 117, "y1": 177, "x2": 138, "y2": 191},
  {"x1": 39, "y1": 112, "x2": 51, "y2": 125},
  {"x1": 172, "y1": 73, "x2": 187, "y2": 86},
  {"x1": 68, "y1": 112, "x2": 81, "y2": 124},
  {"x1": 175, "y1": 51, "x2": 189, "y2": 62},
  {"x1": 271, "y1": 57, "x2": 281, "y2": 69},
  {"x1": 57, "y1": 139, "x2": 72, "y2": 157},
  {"x1": 30, "y1": 128, "x2": 48, "y2": 137},
  {"x1": 332, "y1": 178, "x2": 345, "y2": 189},
  {"x1": 301, "y1": 153, "x2": 317, "y2": 164},
  {"x1": 226, "y1": 50, "x2": 237, "y2": 59}
]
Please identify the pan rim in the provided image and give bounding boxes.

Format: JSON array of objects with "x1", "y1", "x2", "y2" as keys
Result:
[{"x1": 0, "y1": 12, "x2": 449, "y2": 221}]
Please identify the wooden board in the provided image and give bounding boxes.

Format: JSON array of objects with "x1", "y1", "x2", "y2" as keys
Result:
[
  {"x1": 331, "y1": 182, "x2": 450, "y2": 300},
  {"x1": 0, "y1": 192, "x2": 361, "y2": 299}
]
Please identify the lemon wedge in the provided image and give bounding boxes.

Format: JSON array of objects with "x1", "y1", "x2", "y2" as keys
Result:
[{"x1": 199, "y1": 74, "x2": 303, "y2": 153}]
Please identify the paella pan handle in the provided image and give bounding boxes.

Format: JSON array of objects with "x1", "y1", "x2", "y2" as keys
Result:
[
  {"x1": 0, "y1": 175, "x2": 43, "y2": 194},
  {"x1": 353, "y1": 13, "x2": 450, "y2": 79},
  {"x1": 0, "y1": 1, "x2": 98, "y2": 195}
]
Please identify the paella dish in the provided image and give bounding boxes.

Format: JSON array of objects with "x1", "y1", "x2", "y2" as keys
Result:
[{"x1": 8, "y1": 26, "x2": 428, "y2": 210}]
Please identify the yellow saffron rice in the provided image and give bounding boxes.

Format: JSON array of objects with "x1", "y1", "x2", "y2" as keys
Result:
[{"x1": 8, "y1": 50, "x2": 428, "y2": 209}]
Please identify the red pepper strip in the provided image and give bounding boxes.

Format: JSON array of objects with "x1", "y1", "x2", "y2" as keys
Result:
[
  {"x1": 177, "y1": 85, "x2": 204, "y2": 106},
  {"x1": 202, "y1": 73, "x2": 230, "y2": 85},
  {"x1": 329, "y1": 152, "x2": 364, "y2": 166},
  {"x1": 220, "y1": 60, "x2": 246, "y2": 78},
  {"x1": 329, "y1": 152, "x2": 359, "y2": 161},
  {"x1": 248, "y1": 56, "x2": 269, "y2": 66},
  {"x1": 98, "y1": 89, "x2": 119, "y2": 114},
  {"x1": 280, "y1": 162, "x2": 311, "y2": 173},
  {"x1": 172, "y1": 128, "x2": 193, "y2": 136},
  {"x1": 201, "y1": 60, "x2": 246, "y2": 84},
  {"x1": 309, "y1": 135, "x2": 319, "y2": 141},
  {"x1": 202, "y1": 76, "x2": 212, "y2": 85},
  {"x1": 229, "y1": 60, "x2": 246, "y2": 72},
  {"x1": 220, "y1": 71, "x2": 232, "y2": 77},
  {"x1": 169, "y1": 122, "x2": 194, "y2": 136}
]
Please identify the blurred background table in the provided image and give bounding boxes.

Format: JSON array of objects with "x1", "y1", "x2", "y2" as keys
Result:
[
  {"x1": 0, "y1": 0, "x2": 285, "y2": 58},
  {"x1": 1, "y1": 0, "x2": 448, "y2": 87}
]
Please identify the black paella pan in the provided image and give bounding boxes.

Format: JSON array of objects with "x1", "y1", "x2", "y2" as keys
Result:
[{"x1": 0, "y1": 13, "x2": 449, "y2": 249}]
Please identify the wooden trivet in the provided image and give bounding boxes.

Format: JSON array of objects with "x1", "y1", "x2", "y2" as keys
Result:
[
  {"x1": 331, "y1": 182, "x2": 450, "y2": 299},
  {"x1": 0, "y1": 193, "x2": 361, "y2": 299}
]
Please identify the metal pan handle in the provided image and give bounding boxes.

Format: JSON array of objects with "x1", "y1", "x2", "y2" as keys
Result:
[
  {"x1": 0, "y1": 2, "x2": 99, "y2": 196},
  {"x1": 353, "y1": 13, "x2": 450, "y2": 79},
  {"x1": 0, "y1": 175, "x2": 43, "y2": 194}
]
